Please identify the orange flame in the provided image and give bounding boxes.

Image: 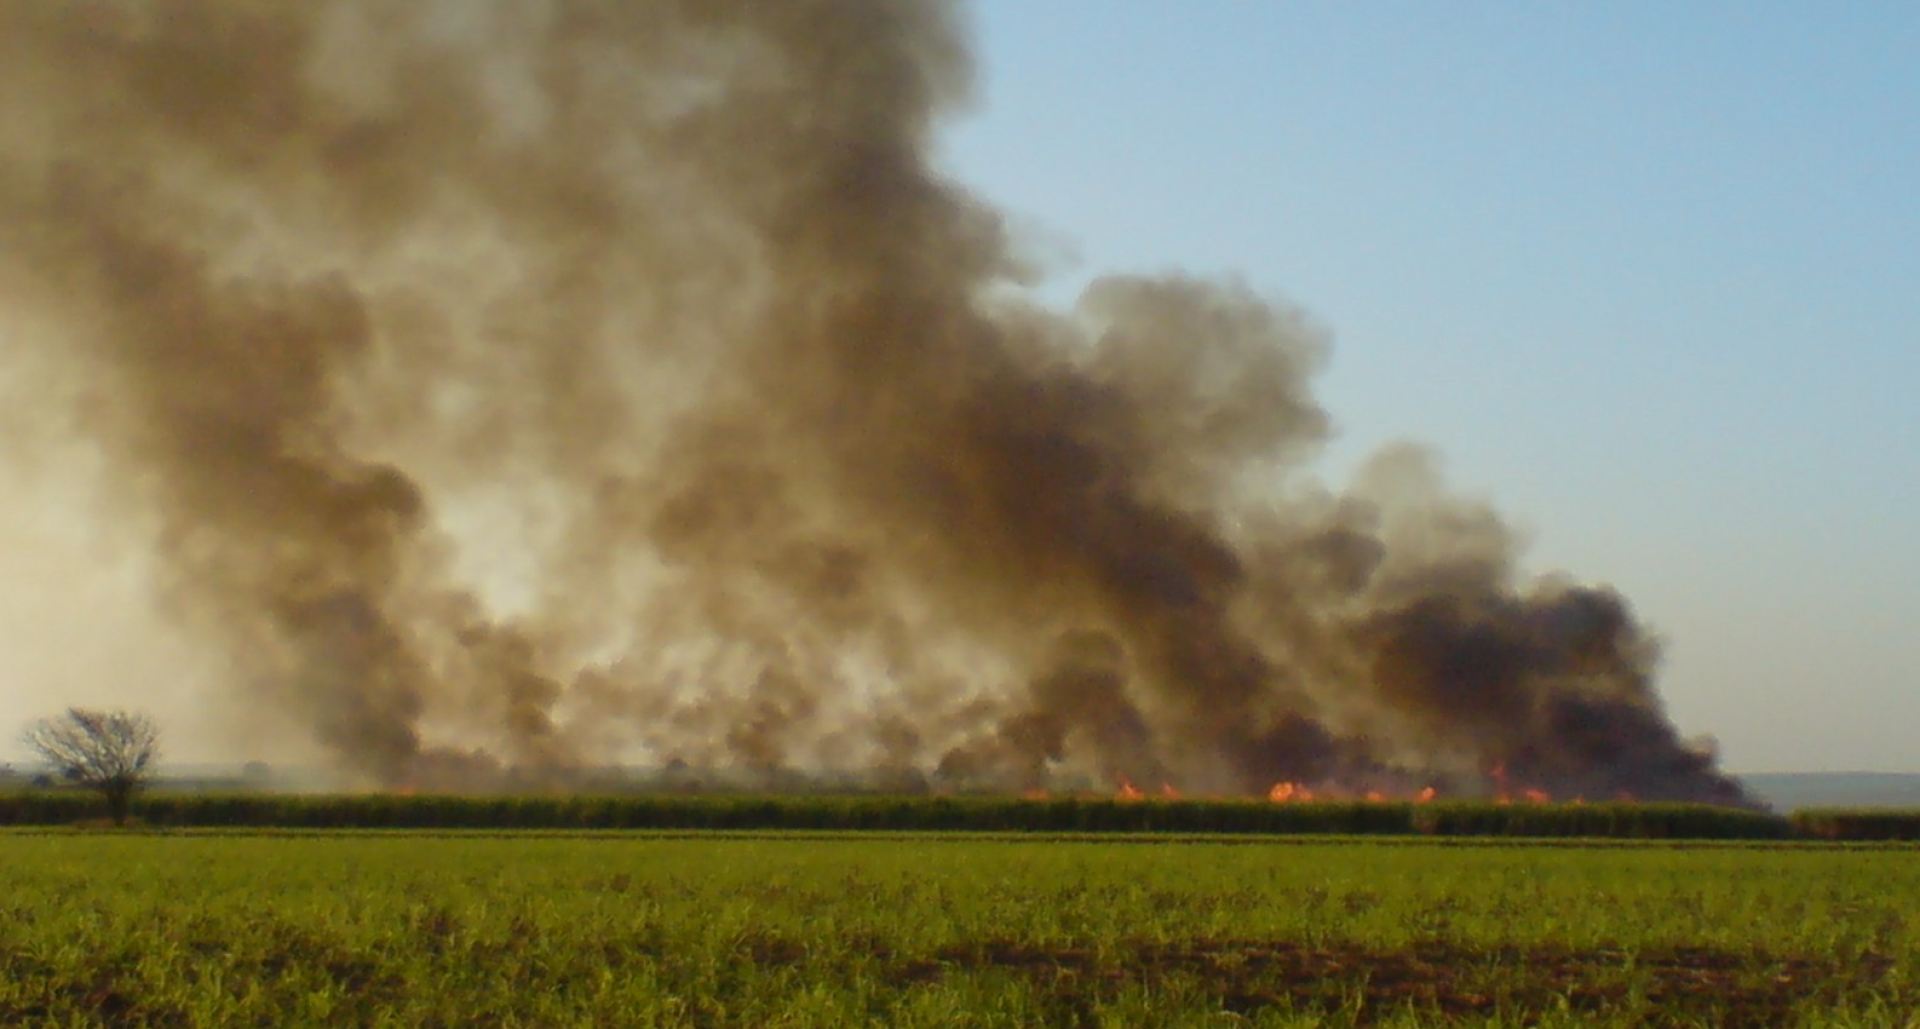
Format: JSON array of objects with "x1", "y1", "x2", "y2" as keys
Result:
[
  {"x1": 1266, "y1": 783, "x2": 1445, "y2": 804},
  {"x1": 1117, "y1": 778, "x2": 1145, "y2": 802},
  {"x1": 1522, "y1": 788, "x2": 1551, "y2": 804},
  {"x1": 1488, "y1": 762, "x2": 1514, "y2": 805},
  {"x1": 1159, "y1": 783, "x2": 1182, "y2": 800}
]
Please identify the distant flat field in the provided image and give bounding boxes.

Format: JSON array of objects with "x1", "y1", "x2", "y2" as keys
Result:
[
  {"x1": 1740, "y1": 772, "x2": 1920, "y2": 812},
  {"x1": 2, "y1": 834, "x2": 1916, "y2": 1028}
]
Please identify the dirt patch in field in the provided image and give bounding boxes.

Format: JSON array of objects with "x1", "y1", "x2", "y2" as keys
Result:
[{"x1": 881, "y1": 939, "x2": 1902, "y2": 1027}]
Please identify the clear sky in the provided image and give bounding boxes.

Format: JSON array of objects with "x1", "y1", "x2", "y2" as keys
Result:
[{"x1": 942, "y1": 2, "x2": 1918, "y2": 772}]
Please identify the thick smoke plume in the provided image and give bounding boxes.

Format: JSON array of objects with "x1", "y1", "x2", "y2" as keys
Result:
[{"x1": 0, "y1": 1, "x2": 1746, "y2": 804}]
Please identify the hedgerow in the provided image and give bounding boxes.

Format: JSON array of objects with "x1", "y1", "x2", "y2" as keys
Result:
[
  {"x1": 0, "y1": 790, "x2": 1830, "y2": 839},
  {"x1": 1790, "y1": 808, "x2": 1920, "y2": 841}
]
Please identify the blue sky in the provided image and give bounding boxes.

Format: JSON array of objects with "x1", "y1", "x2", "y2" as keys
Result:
[{"x1": 943, "y1": 2, "x2": 1919, "y2": 772}]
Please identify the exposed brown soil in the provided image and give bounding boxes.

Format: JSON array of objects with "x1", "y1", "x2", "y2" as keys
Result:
[
  {"x1": 5, "y1": 932, "x2": 1904, "y2": 1028},
  {"x1": 860, "y1": 938, "x2": 1902, "y2": 1027}
]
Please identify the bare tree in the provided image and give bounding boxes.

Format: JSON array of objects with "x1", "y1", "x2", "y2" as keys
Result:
[{"x1": 22, "y1": 708, "x2": 160, "y2": 826}]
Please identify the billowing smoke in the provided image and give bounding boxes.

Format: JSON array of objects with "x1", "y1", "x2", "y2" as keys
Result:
[{"x1": 0, "y1": 1, "x2": 1746, "y2": 804}]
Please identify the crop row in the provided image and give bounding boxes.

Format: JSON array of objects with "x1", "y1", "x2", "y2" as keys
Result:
[
  {"x1": 9, "y1": 834, "x2": 1917, "y2": 1027},
  {"x1": 0, "y1": 790, "x2": 1856, "y2": 839}
]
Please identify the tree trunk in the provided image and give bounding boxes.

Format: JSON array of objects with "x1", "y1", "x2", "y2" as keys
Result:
[{"x1": 103, "y1": 781, "x2": 133, "y2": 827}]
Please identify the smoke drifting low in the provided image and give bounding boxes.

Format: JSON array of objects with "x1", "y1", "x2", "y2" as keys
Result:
[{"x1": 0, "y1": 1, "x2": 1745, "y2": 804}]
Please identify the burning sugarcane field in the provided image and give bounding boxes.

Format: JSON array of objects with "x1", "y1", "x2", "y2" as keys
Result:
[{"x1": 3, "y1": 1, "x2": 1918, "y2": 1026}]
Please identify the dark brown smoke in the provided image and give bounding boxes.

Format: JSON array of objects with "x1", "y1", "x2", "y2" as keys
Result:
[{"x1": 0, "y1": 1, "x2": 1747, "y2": 805}]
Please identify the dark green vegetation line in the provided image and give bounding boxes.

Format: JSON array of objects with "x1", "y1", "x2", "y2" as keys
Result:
[
  {"x1": 3, "y1": 835, "x2": 1916, "y2": 1028},
  {"x1": 4, "y1": 791, "x2": 1870, "y2": 838},
  {"x1": 7, "y1": 790, "x2": 1917, "y2": 839}
]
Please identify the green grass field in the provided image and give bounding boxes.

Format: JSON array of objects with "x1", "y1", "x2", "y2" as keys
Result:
[{"x1": 5, "y1": 833, "x2": 1919, "y2": 1027}]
